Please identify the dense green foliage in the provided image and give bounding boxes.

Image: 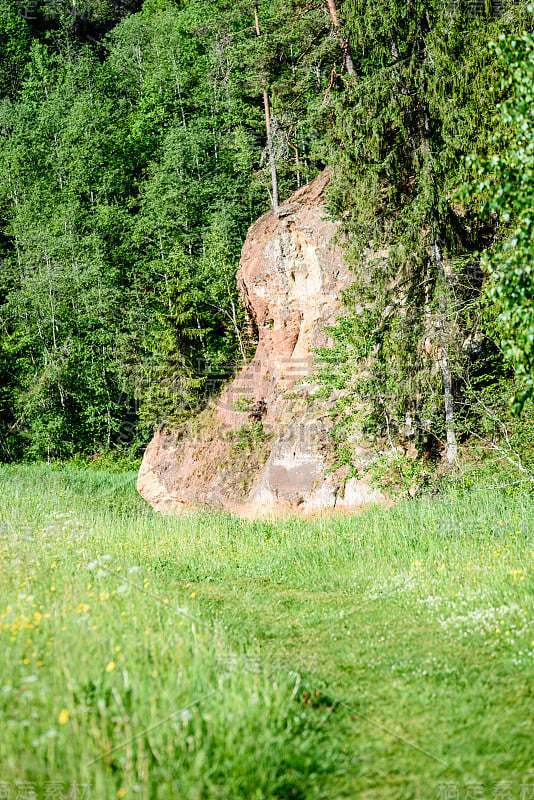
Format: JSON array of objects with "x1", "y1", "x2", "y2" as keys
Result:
[
  {"x1": 469, "y1": 25, "x2": 534, "y2": 410},
  {"x1": 0, "y1": 2, "x2": 261, "y2": 458},
  {"x1": 318, "y1": 0, "x2": 534, "y2": 473},
  {"x1": 0, "y1": 0, "x2": 534, "y2": 468},
  {"x1": 0, "y1": 0, "x2": 349, "y2": 459}
]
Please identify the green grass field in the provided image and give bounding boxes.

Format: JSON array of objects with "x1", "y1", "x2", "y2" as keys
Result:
[{"x1": 0, "y1": 463, "x2": 533, "y2": 799}]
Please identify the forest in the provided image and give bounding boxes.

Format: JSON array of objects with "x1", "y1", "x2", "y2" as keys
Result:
[
  {"x1": 1, "y1": 0, "x2": 534, "y2": 475},
  {"x1": 2, "y1": 3, "x2": 534, "y2": 794}
]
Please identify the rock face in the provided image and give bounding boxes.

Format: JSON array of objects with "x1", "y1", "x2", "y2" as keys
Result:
[{"x1": 137, "y1": 170, "x2": 385, "y2": 515}]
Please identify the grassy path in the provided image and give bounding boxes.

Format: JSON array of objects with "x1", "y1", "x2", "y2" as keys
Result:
[
  {"x1": 193, "y1": 579, "x2": 534, "y2": 796},
  {"x1": 0, "y1": 463, "x2": 533, "y2": 799}
]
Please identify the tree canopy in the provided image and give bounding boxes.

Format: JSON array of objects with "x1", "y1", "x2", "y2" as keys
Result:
[{"x1": 0, "y1": 0, "x2": 533, "y2": 464}]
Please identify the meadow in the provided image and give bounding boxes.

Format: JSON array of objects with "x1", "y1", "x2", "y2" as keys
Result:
[{"x1": 0, "y1": 463, "x2": 533, "y2": 799}]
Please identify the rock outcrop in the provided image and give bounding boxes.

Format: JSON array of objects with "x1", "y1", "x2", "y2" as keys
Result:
[{"x1": 137, "y1": 170, "x2": 385, "y2": 515}]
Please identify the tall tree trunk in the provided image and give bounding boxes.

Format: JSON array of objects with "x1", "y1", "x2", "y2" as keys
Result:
[
  {"x1": 253, "y1": 4, "x2": 279, "y2": 213},
  {"x1": 0, "y1": 425, "x2": 12, "y2": 462},
  {"x1": 416, "y1": 8, "x2": 458, "y2": 465},
  {"x1": 325, "y1": 0, "x2": 355, "y2": 76},
  {"x1": 432, "y1": 227, "x2": 458, "y2": 465},
  {"x1": 291, "y1": 142, "x2": 301, "y2": 188}
]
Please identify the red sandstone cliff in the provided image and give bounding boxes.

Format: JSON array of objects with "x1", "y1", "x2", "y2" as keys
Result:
[{"x1": 137, "y1": 170, "x2": 385, "y2": 514}]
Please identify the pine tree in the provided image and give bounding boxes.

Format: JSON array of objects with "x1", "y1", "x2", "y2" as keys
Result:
[{"x1": 322, "y1": 0, "x2": 531, "y2": 464}]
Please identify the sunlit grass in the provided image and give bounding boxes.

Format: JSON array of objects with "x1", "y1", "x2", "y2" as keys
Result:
[
  {"x1": 0, "y1": 465, "x2": 337, "y2": 799},
  {"x1": 1, "y1": 463, "x2": 534, "y2": 798}
]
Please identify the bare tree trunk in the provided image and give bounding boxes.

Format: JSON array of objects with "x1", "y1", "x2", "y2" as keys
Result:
[
  {"x1": 0, "y1": 425, "x2": 12, "y2": 462},
  {"x1": 169, "y1": 44, "x2": 187, "y2": 131},
  {"x1": 44, "y1": 246, "x2": 57, "y2": 352},
  {"x1": 325, "y1": 0, "x2": 355, "y2": 76},
  {"x1": 253, "y1": 4, "x2": 279, "y2": 213},
  {"x1": 419, "y1": 32, "x2": 458, "y2": 466},
  {"x1": 291, "y1": 143, "x2": 301, "y2": 188},
  {"x1": 432, "y1": 227, "x2": 458, "y2": 466},
  {"x1": 194, "y1": 306, "x2": 209, "y2": 365},
  {"x1": 102, "y1": 345, "x2": 112, "y2": 449}
]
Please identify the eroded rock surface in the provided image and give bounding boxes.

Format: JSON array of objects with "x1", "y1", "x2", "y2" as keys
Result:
[{"x1": 137, "y1": 170, "x2": 385, "y2": 515}]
